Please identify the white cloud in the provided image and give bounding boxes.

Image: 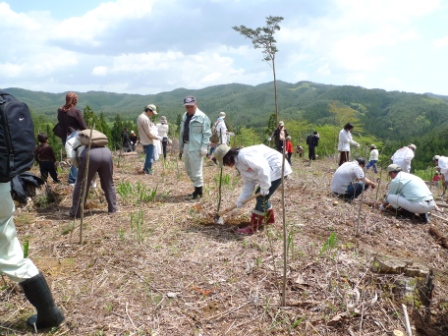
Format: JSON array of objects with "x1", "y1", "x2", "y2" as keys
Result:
[{"x1": 1, "y1": 0, "x2": 447, "y2": 95}]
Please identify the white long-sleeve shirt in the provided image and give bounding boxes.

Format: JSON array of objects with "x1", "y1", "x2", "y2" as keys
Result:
[
  {"x1": 369, "y1": 149, "x2": 379, "y2": 161},
  {"x1": 214, "y1": 118, "x2": 228, "y2": 144},
  {"x1": 338, "y1": 129, "x2": 359, "y2": 151},
  {"x1": 391, "y1": 146, "x2": 414, "y2": 173},
  {"x1": 235, "y1": 145, "x2": 292, "y2": 204}
]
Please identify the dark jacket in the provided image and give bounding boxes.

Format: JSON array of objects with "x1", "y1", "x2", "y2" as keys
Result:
[
  {"x1": 57, "y1": 107, "x2": 87, "y2": 141},
  {"x1": 306, "y1": 134, "x2": 319, "y2": 147},
  {"x1": 271, "y1": 127, "x2": 289, "y2": 147}
]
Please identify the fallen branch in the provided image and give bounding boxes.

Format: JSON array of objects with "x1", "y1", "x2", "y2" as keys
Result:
[{"x1": 431, "y1": 213, "x2": 448, "y2": 223}]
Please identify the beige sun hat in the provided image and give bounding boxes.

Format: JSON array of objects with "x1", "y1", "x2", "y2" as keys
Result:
[
  {"x1": 387, "y1": 164, "x2": 402, "y2": 173},
  {"x1": 145, "y1": 104, "x2": 157, "y2": 114},
  {"x1": 213, "y1": 144, "x2": 231, "y2": 168}
]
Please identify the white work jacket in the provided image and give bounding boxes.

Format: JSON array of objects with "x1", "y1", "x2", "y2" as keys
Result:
[
  {"x1": 391, "y1": 146, "x2": 414, "y2": 173},
  {"x1": 338, "y1": 129, "x2": 359, "y2": 151},
  {"x1": 235, "y1": 145, "x2": 292, "y2": 204}
]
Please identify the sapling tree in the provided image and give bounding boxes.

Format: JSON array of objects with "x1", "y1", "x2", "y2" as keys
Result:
[
  {"x1": 233, "y1": 16, "x2": 284, "y2": 125},
  {"x1": 234, "y1": 16, "x2": 289, "y2": 306}
]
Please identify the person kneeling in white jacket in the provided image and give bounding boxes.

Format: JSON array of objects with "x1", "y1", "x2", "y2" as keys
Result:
[{"x1": 213, "y1": 144, "x2": 293, "y2": 235}]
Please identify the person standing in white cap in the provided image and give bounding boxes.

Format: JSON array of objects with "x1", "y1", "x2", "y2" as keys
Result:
[
  {"x1": 380, "y1": 164, "x2": 434, "y2": 222},
  {"x1": 269, "y1": 121, "x2": 289, "y2": 153},
  {"x1": 391, "y1": 144, "x2": 416, "y2": 173},
  {"x1": 179, "y1": 96, "x2": 212, "y2": 199},
  {"x1": 214, "y1": 111, "x2": 228, "y2": 145},
  {"x1": 137, "y1": 104, "x2": 160, "y2": 175},
  {"x1": 157, "y1": 116, "x2": 169, "y2": 160}
]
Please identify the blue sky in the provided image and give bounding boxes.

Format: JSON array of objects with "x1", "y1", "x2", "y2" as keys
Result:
[{"x1": 1, "y1": 0, "x2": 448, "y2": 95}]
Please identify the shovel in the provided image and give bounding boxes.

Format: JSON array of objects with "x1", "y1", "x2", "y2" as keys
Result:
[{"x1": 214, "y1": 193, "x2": 261, "y2": 225}]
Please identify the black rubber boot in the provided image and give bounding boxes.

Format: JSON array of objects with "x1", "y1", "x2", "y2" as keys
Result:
[
  {"x1": 419, "y1": 213, "x2": 430, "y2": 223},
  {"x1": 192, "y1": 186, "x2": 203, "y2": 199},
  {"x1": 20, "y1": 273, "x2": 65, "y2": 329}
]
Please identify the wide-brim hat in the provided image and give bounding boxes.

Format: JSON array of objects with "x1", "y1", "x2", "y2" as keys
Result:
[
  {"x1": 214, "y1": 144, "x2": 231, "y2": 168},
  {"x1": 145, "y1": 104, "x2": 158, "y2": 114}
]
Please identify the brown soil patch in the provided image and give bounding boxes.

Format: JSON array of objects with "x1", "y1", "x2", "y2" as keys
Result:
[{"x1": 1, "y1": 151, "x2": 448, "y2": 335}]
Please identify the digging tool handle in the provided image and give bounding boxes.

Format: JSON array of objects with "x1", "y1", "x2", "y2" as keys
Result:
[{"x1": 217, "y1": 193, "x2": 261, "y2": 216}]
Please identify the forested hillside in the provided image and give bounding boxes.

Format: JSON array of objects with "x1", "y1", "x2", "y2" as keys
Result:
[{"x1": 5, "y1": 81, "x2": 448, "y2": 170}]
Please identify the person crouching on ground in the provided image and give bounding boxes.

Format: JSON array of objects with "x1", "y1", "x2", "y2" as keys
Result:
[
  {"x1": 380, "y1": 164, "x2": 435, "y2": 223},
  {"x1": 213, "y1": 144, "x2": 293, "y2": 235},
  {"x1": 331, "y1": 157, "x2": 376, "y2": 201}
]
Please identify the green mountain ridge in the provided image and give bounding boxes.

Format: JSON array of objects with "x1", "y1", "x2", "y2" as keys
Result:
[{"x1": 4, "y1": 81, "x2": 448, "y2": 170}]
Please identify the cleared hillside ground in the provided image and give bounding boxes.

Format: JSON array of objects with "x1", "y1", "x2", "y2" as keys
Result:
[{"x1": 1, "y1": 150, "x2": 448, "y2": 335}]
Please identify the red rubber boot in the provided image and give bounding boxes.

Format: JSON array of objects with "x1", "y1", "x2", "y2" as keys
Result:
[
  {"x1": 266, "y1": 209, "x2": 275, "y2": 224},
  {"x1": 237, "y1": 213, "x2": 264, "y2": 235}
]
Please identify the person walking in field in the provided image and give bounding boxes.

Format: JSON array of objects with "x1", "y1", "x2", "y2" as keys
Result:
[
  {"x1": 338, "y1": 123, "x2": 360, "y2": 166},
  {"x1": 213, "y1": 144, "x2": 292, "y2": 235},
  {"x1": 179, "y1": 96, "x2": 211, "y2": 199},
  {"x1": 391, "y1": 144, "x2": 416, "y2": 173},
  {"x1": 366, "y1": 144, "x2": 379, "y2": 173}
]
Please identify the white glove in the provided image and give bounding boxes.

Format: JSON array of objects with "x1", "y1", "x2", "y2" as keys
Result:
[
  {"x1": 379, "y1": 204, "x2": 386, "y2": 212},
  {"x1": 268, "y1": 137, "x2": 272, "y2": 142},
  {"x1": 200, "y1": 149, "x2": 207, "y2": 157},
  {"x1": 356, "y1": 143, "x2": 361, "y2": 148},
  {"x1": 260, "y1": 188, "x2": 269, "y2": 196},
  {"x1": 236, "y1": 201, "x2": 244, "y2": 208}
]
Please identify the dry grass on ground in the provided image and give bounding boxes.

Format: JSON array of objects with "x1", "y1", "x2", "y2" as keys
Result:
[{"x1": 1, "y1": 150, "x2": 448, "y2": 335}]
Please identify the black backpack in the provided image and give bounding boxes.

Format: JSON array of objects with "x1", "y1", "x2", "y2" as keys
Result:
[{"x1": 0, "y1": 91, "x2": 35, "y2": 182}]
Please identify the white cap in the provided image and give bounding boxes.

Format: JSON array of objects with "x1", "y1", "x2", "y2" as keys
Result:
[{"x1": 145, "y1": 104, "x2": 157, "y2": 114}]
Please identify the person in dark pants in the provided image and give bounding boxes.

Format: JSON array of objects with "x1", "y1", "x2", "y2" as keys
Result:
[
  {"x1": 69, "y1": 145, "x2": 118, "y2": 217},
  {"x1": 306, "y1": 131, "x2": 320, "y2": 160},
  {"x1": 34, "y1": 133, "x2": 60, "y2": 183},
  {"x1": 157, "y1": 116, "x2": 169, "y2": 160},
  {"x1": 121, "y1": 128, "x2": 132, "y2": 152},
  {"x1": 129, "y1": 131, "x2": 138, "y2": 151},
  {"x1": 331, "y1": 158, "x2": 376, "y2": 201},
  {"x1": 269, "y1": 121, "x2": 289, "y2": 153},
  {"x1": 0, "y1": 182, "x2": 65, "y2": 329},
  {"x1": 338, "y1": 122, "x2": 360, "y2": 166},
  {"x1": 213, "y1": 144, "x2": 293, "y2": 235}
]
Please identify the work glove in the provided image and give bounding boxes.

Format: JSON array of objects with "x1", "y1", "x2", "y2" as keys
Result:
[
  {"x1": 200, "y1": 149, "x2": 208, "y2": 157},
  {"x1": 379, "y1": 204, "x2": 386, "y2": 212},
  {"x1": 260, "y1": 188, "x2": 269, "y2": 196},
  {"x1": 268, "y1": 137, "x2": 272, "y2": 142},
  {"x1": 236, "y1": 200, "x2": 244, "y2": 208}
]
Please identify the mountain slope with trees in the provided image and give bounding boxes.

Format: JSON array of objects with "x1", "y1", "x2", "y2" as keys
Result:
[{"x1": 4, "y1": 81, "x2": 448, "y2": 170}]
